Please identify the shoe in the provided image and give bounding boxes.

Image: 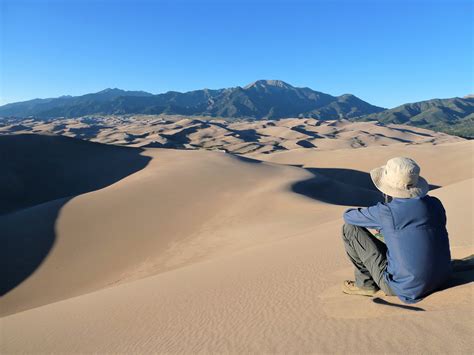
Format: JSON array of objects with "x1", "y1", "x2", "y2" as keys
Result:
[{"x1": 342, "y1": 280, "x2": 378, "y2": 297}]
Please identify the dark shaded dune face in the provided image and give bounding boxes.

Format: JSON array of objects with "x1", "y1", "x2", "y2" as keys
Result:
[
  {"x1": 308, "y1": 168, "x2": 378, "y2": 191},
  {"x1": 291, "y1": 125, "x2": 323, "y2": 138},
  {"x1": 0, "y1": 134, "x2": 151, "y2": 215},
  {"x1": 296, "y1": 140, "x2": 316, "y2": 148},
  {"x1": 292, "y1": 168, "x2": 383, "y2": 207},
  {"x1": 291, "y1": 167, "x2": 441, "y2": 207},
  {"x1": 0, "y1": 134, "x2": 151, "y2": 299}
]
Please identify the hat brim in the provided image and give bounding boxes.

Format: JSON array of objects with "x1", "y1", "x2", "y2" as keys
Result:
[{"x1": 370, "y1": 166, "x2": 429, "y2": 198}]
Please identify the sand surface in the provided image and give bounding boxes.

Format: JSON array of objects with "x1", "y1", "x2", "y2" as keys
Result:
[
  {"x1": 0, "y1": 115, "x2": 464, "y2": 154},
  {"x1": 0, "y1": 128, "x2": 472, "y2": 353}
]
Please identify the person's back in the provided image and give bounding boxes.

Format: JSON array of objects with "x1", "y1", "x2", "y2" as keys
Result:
[{"x1": 379, "y1": 196, "x2": 451, "y2": 303}]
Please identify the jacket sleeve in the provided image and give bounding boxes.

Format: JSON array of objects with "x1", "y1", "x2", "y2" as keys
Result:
[{"x1": 343, "y1": 204, "x2": 382, "y2": 229}]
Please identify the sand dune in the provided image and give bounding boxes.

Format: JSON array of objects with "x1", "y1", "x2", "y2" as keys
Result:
[
  {"x1": 1, "y1": 135, "x2": 329, "y2": 315},
  {"x1": 0, "y1": 134, "x2": 151, "y2": 215},
  {"x1": 1, "y1": 131, "x2": 472, "y2": 353},
  {"x1": 254, "y1": 140, "x2": 474, "y2": 188},
  {"x1": 0, "y1": 115, "x2": 464, "y2": 155},
  {"x1": 3, "y1": 216, "x2": 472, "y2": 353}
]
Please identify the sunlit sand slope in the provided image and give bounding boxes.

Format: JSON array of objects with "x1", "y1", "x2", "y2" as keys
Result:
[{"x1": 1, "y1": 137, "x2": 472, "y2": 353}]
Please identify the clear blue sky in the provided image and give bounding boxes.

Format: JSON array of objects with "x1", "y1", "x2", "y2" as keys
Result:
[{"x1": 1, "y1": 0, "x2": 472, "y2": 108}]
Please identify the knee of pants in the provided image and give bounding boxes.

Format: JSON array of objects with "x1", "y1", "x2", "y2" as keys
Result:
[{"x1": 342, "y1": 223, "x2": 358, "y2": 241}]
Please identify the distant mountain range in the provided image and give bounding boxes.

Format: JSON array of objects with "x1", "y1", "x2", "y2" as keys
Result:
[
  {"x1": 0, "y1": 80, "x2": 384, "y2": 120},
  {"x1": 1, "y1": 80, "x2": 473, "y2": 137},
  {"x1": 358, "y1": 97, "x2": 474, "y2": 138}
]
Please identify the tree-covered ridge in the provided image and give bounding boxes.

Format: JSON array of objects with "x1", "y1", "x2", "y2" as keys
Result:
[{"x1": 354, "y1": 97, "x2": 474, "y2": 138}]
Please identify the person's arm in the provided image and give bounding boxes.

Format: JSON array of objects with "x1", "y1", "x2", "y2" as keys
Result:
[{"x1": 343, "y1": 204, "x2": 382, "y2": 230}]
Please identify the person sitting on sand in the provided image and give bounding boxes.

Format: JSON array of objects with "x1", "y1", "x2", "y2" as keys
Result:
[{"x1": 341, "y1": 157, "x2": 452, "y2": 303}]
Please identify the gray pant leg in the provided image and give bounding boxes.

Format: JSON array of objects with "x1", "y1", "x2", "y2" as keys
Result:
[{"x1": 341, "y1": 223, "x2": 393, "y2": 294}]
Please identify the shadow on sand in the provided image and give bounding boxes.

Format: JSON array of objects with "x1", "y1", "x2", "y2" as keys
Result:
[
  {"x1": 0, "y1": 134, "x2": 151, "y2": 297},
  {"x1": 292, "y1": 167, "x2": 383, "y2": 207},
  {"x1": 372, "y1": 297, "x2": 426, "y2": 311},
  {"x1": 444, "y1": 255, "x2": 474, "y2": 290},
  {"x1": 292, "y1": 167, "x2": 440, "y2": 207}
]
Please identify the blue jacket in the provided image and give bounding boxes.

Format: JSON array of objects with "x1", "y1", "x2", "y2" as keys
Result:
[{"x1": 344, "y1": 195, "x2": 452, "y2": 303}]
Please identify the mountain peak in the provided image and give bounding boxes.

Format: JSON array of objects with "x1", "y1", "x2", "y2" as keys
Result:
[
  {"x1": 244, "y1": 80, "x2": 294, "y2": 89},
  {"x1": 94, "y1": 88, "x2": 153, "y2": 97},
  {"x1": 337, "y1": 93, "x2": 358, "y2": 102},
  {"x1": 97, "y1": 88, "x2": 124, "y2": 94}
]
